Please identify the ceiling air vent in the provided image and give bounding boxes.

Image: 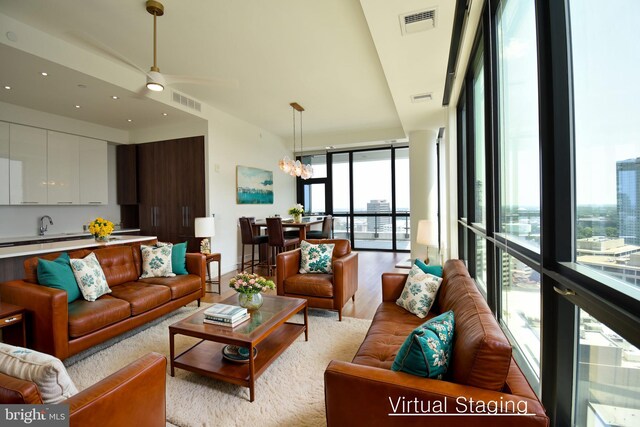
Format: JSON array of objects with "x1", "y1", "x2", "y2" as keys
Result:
[
  {"x1": 172, "y1": 91, "x2": 202, "y2": 112},
  {"x1": 400, "y1": 8, "x2": 437, "y2": 35},
  {"x1": 411, "y1": 93, "x2": 433, "y2": 103}
]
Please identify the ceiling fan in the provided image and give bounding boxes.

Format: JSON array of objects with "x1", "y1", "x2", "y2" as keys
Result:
[{"x1": 69, "y1": 0, "x2": 237, "y2": 94}]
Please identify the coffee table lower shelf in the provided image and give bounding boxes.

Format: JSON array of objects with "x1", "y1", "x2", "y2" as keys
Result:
[{"x1": 171, "y1": 322, "x2": 306, "y2": 400}]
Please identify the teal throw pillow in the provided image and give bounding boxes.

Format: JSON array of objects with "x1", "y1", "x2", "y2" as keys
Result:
[
  {"x1": 171, "y1": 241, "x2": 189, "y2": 275},
  {"x1": 37, "y1": 253, "x2": 81, "y2": 303},
  {"x1": 299, "y1": 241, "x2": 335, "y2": 274},
  {"x1": 392, "y1": 310, "x2": 455, "y2": 379},
  {"x1": 414, "y1": 258, "x2": 443, "y2": 277}
]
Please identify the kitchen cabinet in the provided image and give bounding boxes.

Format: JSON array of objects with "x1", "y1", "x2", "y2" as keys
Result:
[
  {"x1": 0, "y1": 122, "x2": 9, "y2": 204},
  {"x1": 9, "y1": 124, "x2": 47, "y2": 205},
  {"x1": 47, "y1": 131, "x2": 80, "y2": 204},
  {"x1": 116, "y1": 144, "x2": 137, "y2": 204},
  {"x1": 79, "y1": 136, "x2": 108, "y2": 205}
]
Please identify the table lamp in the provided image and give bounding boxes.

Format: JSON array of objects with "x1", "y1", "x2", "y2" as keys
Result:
[
  {"x1": 195, "y1": 216, "x2": 215, "y2": 254},
  {"x1": 416, "y1": 219, "x2": 437, "y2": 264}
]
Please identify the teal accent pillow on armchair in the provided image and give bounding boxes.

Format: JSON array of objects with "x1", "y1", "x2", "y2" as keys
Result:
[
  {"x1": 37, "y1": 252, "x2": 81, "y2": 303},
  {"x1": 414, "y1": 258, "x2": 443, "y2": 278},
  {"x1": 391, "y1": 310, "x2": 455, "y2": 378}
]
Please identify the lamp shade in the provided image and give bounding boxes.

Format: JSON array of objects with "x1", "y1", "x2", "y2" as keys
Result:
[
  {"x1": 195, "y1": 217, "x2": 215, "y2": 238},
  {"x1": 416, "y1": 220, "x2": 437, "y2": 246}
]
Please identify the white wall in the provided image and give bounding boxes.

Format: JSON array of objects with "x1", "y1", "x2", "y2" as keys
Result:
[{"x1": 0, "y1": 143, "x2": 121, "y2": 237}]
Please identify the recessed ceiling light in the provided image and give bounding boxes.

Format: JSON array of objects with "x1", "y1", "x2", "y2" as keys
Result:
[
  {"x1": 4, "y1": 86, "x2": 10, "y2": 90},
  {"x1": 127, "y1": 119, "x2": 132, "y2": 122},
  {"x1": 74, "y1": 105, "x2": 80, "y2": 109},
  {"x1": 41, "y1": 72, "x2": 48, "y2": 76},
  {"x1": 162, "y1": 113, "x2": 168, "y2": 116},
  {"x1": 111, "y1": 96, "x2": 119, "y2": 100}
]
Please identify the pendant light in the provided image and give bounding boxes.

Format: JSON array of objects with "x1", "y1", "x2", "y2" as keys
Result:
[{"x1": 279, "y1": 102, "x2": 313, "y2": 179}]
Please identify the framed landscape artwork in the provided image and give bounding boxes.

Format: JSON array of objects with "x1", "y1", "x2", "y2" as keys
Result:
[{"x1": 236, "y1": 166, "x2": 274, "y2": 204}]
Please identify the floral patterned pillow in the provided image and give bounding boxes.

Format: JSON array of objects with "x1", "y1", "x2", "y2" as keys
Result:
[
  {"x1": 391, "y1": 310, "x2": 455, "y2": 379},
  {"x1": 70, "y1": 252, "x2": 111, "y2": 302},
  {"x1": 396, "y1": 264, "x2": 443, "y2": 318},
  {"x1": 140, "y1": 243, "x2": 176, "y2": 278},
  {"x1": 299, "y1": 241, "x2": 335, "y2": 274}
]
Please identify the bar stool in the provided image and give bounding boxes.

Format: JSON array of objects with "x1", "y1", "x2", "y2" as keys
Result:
[
  {"x1": 239, "y1": 217, "x2": 268, "y2": 273},
  {"x1": 306, "y1": 215, "x2": 333, "y2": 239},
  {"x1": 266, "y1": 217, "x2": 300, "y2": 275}
]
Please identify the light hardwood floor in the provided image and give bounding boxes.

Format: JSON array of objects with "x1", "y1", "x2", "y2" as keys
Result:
[{"x1": 201, "y1": 251, "x2": 410, "y2": 320}]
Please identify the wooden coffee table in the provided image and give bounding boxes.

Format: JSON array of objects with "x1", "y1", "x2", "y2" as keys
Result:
[{"x1": 169, "y1": 294, "x2": 308, "y2": 401}]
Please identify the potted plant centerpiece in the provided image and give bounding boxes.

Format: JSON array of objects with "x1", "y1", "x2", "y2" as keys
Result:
[
  {"x1": 229, "y1": 272, "x2": 275, "y2": 310},
  {"x1": 88, "y1": 217, "x2": 114, "y2": 242},
  {"x1": 288, "y1": 204, "x2": 305, "y2": 223}
]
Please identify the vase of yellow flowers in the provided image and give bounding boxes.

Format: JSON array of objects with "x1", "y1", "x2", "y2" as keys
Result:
[
  {"x1": 88, "y1": 217, "x2": 114, "y2": 242},
  {"x1": 288, "y1": 204, "x2": 304, "y2": 223}
]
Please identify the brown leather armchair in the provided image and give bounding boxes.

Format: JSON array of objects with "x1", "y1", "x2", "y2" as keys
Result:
[
  {"x1": 0, "y1": 352, "x2": 167, "y2": 427},
  {"x1": 276, "y1": 239, "x2": 358, "y2": 321}
]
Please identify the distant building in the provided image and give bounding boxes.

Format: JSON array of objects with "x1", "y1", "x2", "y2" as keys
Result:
[
  {"x1": 366, "y1": 200, "x2": 391, "y2": 233},
  {"x1": 617, "y1": 157, "x2": 640, "y2": 245},
  {"x1": 576, "y1": 237, "x2": 640, "y2": 286}
]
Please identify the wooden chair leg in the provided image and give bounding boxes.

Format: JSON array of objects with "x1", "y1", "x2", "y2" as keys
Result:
[
  {"x1": 240, "y1": 244, "x2": 245, "y2": 272},
  {"x1": 338, "y1": 309, "x2": 342, "y2": 322},
  {"x1": 251, "y1": 244, "x2": 255, "y2": 273}
]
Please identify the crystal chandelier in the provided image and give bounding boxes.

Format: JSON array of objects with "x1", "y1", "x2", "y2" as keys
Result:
[{"x1": 279, "y1": 102, "x2": 313, "y2": 179}]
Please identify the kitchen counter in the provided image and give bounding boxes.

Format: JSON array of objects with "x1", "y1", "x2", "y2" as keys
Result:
[
  {"x1": 0, "y1": 229, "x2": 141, "y2": 246},
  {"x1": 0, "y1": 235, "x2": 156, "y2": 259}
]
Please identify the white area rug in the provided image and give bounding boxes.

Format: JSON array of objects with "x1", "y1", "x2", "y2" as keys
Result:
[{"x1": 66, "y1": 303, "x2": 371, "y2": 427}]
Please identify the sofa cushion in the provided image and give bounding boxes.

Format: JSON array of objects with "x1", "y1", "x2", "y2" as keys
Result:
[
  {"x1": 439, "y1": 260, "x2": 513, "y2": 391},
  {"x1": 37, "y1": 252, "x2": 81, "y2": 303},
  {"x1": 305, "y1": 238, "x2": 351, "y2": 259},
  {"x1": 139, "y1": 274, "x2": 201, "y2": 299},
  {"x1": 391, "y1": 310, "x2": 455, "y2": 379},
  {"x1": 0, "y1": 343, "x2": 78, "y2": 404},
  {"x1": 68, "y1": 295, "x2": 132, "y2": 338},
  {"x1": 414, "y1": 258, "x2": 443, "y2": 277},
  {"x1": 70, "y1": 253, "x2": 112, "y2": 302},
  {"x1": 171, "y1": 241, "x2": 189, "y2": 275},
  {"x1": 352, "y1": 302, "x2": 431, "y2": 369},
  {"x1": 109, "y1": 282, "x2": 171, "y2": 315},
  {"x1": 92, "y1": 246, "x2": 140, "y2": 287},
  {"x1": 299, "y1": 241, "x2": 335, "y2": 274},
  {"x1": 140, "y1": 244, "x2": 176, "y2": 278},
  {"x1": 396, "y1": 265, "x2": 442, "y2": 318},
  {"x1": 284, "y1": 274, "x2": 334, "y2": 297}
]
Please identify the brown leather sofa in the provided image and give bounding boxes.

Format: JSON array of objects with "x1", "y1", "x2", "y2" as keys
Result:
[
  {"x1": 0, "y1": 352, "x2": 166, "y2": 427},
  {"x1": 0, "y1": 241, "x2": 205, "y2": 360},
  {"x1": 324, "y1": 260, "x2": 549, "y2": 426},
  {"x1": 276, "y1": 239, "x2": 358, "y2": 321}
]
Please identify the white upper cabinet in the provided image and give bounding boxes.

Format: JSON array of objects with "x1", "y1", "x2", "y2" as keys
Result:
[
  {"x1": 9, "y1": 124, "x2": 47, "y2": 205},
  {"x1": 0, "y1": 122, "x2": 9, "y2": 205},
  {"x1": 79, "y1": 136, "x2": 108, "y2": 205},
  {"x1": 47, "y1": 131, "x2": 80, "y2": 204}
]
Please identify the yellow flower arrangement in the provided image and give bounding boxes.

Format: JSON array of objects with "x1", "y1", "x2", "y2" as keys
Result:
[{"x1": 88, "y1": 217, "x2": 114, "y2": 239}]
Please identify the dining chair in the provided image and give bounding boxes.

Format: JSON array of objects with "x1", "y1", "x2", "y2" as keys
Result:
[
  {"x1": 306, "y1": 215, "x2": 332, "y2": 239},
  {"x1": 239, "y1": 217, "x2": 268, "y2": 273},
  {"x1": 266, "y1": 217, "x2": 300, "y2": 275}
]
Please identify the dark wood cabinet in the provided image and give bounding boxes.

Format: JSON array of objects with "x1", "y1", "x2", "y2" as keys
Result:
[
  {"x1": 116, "y1": 144, "x2": 138, "y2": 205},
  {"x1": 121, "y1": 136, "x2": 205, "y2": 252}
]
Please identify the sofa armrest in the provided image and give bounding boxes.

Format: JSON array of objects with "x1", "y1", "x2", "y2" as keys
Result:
[
  {"x1": 66, "y1": 352, "x2": 167, "y2": 427},
  {"x1": 381, "y1": 273, "x2": 408, "y2": 302},
  {"x1": 325, "y1": 360, "x2": 549, "y2": 427},
  {"x1": 185, "y1": 253, "x2": 206, "y2": 297},
  {"x1": 0, "y1": 280, "x2": 69, "y2": 359},
  {"x1": 0, "y1": 372, "x2": 43, "y2": 404},
  {"x1": 332, "y1": 252, "x2": 358, "y2": 306},
  {"x1": 276, "y1": 249, "x2": 302, "y2": 295}
]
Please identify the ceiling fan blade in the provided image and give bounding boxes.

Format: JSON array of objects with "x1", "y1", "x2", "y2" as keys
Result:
[
  {"x1": 163, "y1": 73, "x2": 239, "y2": 89},
  {"x1": 65, "y1": 30, "x2": 150, "y2": 77}
]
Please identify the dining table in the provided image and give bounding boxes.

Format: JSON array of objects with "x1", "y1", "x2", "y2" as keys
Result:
[{"x1": 252, "y1": 218, "x2": 324, "y2": 241}]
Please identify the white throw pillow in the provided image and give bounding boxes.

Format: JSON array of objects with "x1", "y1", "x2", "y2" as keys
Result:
[
  {"x1": 0, "y1": 343, "x2": 78, "y2": 404},
  {"x1": 396, "y1": 264, "x2": 443, "y2": 318},
  {"x1": 139, "y1": 243, "x2": 176, "y2": 278},
  {"x1": 70, "y1": 252, "x2": 112, "y2": 301},
  {"x1": 299, "y1": 241, "x2": 335, "y2": 274}
]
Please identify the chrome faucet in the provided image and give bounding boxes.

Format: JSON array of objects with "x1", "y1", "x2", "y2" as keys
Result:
[{"x1": 39, "y1": 215, "x2": 53, "y2": 236}]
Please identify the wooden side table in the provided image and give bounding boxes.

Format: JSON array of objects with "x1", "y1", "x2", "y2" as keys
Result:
[
  {"x1": 204, "y1": 252, "x2": 221, "y2": 294},
  {"x1": 0, "y1": 302, "x2": 27, "y2": 347}
]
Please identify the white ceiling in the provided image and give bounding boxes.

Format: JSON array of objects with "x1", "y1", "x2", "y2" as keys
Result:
[{"x1": 0, "y1": 0, "x2": 454, "y2": 148}]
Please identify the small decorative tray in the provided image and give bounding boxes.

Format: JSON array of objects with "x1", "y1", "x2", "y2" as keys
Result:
[{"x1": 222, "y1": 345, "x2": 257, "y2": 363}]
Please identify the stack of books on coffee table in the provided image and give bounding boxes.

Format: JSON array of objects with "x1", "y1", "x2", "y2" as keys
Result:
[{"x1": 203, "y1": 303, "x2": 250, "y2": 327}]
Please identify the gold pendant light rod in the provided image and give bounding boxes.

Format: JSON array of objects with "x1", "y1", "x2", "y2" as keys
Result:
[{"x1": 146, "y1": 0, "x2": 164, "y2": 73}]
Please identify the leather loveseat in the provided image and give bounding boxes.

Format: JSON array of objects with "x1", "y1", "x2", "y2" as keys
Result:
[
  {"x1": 0, "y1": 352, "x2": 167, "y2": 427},
  {"x1": 0, "y1": 241, "x2": 205, "y2": 360},
  {"x1": 325, "y1": 260, "x2": 549, "y2": 426}
]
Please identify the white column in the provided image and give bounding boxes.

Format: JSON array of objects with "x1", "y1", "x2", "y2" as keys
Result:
[{"x1": 410, "y1": 130, "x2": 438, "y2": 261}]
